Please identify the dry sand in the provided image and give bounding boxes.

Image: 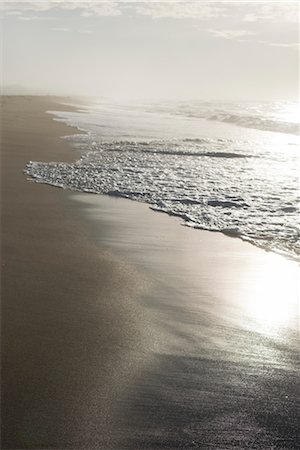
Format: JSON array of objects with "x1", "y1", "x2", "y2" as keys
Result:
[{"x1": 1, "y1": 96, "x2": 299, "y2": 449}]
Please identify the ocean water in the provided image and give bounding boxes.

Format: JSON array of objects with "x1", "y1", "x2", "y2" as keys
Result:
[{"x1": 26, "y1": 100, "x2": 300, "y2": 261}]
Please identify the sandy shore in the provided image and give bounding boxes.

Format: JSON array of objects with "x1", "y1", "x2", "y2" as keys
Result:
[
  {"x1": 1, "y1": 96, "x2": 152, "y2": 449},
  {"x1": 1, "y1": 96, "x2": 299, "y2": 449}
]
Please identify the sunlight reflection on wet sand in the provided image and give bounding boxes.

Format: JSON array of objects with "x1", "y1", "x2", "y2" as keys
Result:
[
  {"x1": 72, "y1": 193, "x2": 300, "y2": 448},
  {"x1": 240, "y1": 255, "x2": 299, "y2": 332},
  {"x1": 74, "y1": 193, "x2": 299, "y2": 341}
]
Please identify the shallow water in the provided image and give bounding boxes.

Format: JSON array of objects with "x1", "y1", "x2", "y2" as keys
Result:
[{"x1": 26, "y1": 99, "x2": 300, "y2": 261}]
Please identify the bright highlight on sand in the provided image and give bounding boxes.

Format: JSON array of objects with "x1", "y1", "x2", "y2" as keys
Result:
[{"x1": 239, "y1": 255, "x2": 299, "y2": 331}]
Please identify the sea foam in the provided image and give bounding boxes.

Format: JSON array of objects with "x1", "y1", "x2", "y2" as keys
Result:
[{"x1": 26, "y1": 122, "x2": 300, "y2": 262}]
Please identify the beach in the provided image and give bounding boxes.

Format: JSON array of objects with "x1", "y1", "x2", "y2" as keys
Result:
[{"x1": 1, "y1": 96, "x2": 299, "y2": 449}]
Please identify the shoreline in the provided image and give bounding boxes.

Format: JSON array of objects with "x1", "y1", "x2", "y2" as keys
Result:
[
  {"x1": 1, "y1": 96, "x2": 299, "y2": 449},
  {"x1": 25, "y1": 96, "x2": 300, "y2": 265}
]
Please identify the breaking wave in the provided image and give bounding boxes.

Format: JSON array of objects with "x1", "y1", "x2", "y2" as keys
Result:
[{"x1": 146, "y1": 101, "x2": 300, "y2": 136}]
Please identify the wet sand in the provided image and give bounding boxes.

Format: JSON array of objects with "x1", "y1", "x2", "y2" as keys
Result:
[
  {"x1": 1, "y1": 96, "x2": 299, "y2": 449},
  {"x1": 72, "y1": 194, "x2": 300, "y2": 449}
]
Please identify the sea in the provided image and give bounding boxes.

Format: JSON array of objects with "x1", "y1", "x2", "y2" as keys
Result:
[{"x1": 26, "y1": 99, "x2": 300, "y2": 261}]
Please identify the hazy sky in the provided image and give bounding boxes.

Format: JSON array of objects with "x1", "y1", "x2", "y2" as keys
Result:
[{"x1": 1, "y1": 1, "x2": 299, "y2": 100}]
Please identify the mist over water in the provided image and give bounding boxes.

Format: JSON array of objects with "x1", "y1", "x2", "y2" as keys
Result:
[{"x1": 26, "y1": 100, "x2": 300, "y2": 261}]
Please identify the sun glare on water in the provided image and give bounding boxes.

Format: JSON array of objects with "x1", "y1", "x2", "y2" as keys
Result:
[{"x1": 277, "y1": 102, "x2": 300, "y2": 125}]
